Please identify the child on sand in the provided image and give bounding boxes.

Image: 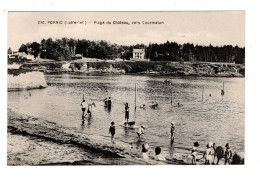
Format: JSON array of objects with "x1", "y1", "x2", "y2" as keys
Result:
[
  {"x1": 191, "y1": 142, "x2": 199, "y2": 165},
  {"x1": 141, "y1": 143, "x2": 149, "y2": 160},
  {"x1": 224, "y1": 143, "x2": 233, "y2": 165},
  {"x1": 109, "y1": 122, "x2": 115, "y2": 143},
  {"x1": 154, "y1": 147, "x2": 166, "y2": 161}
]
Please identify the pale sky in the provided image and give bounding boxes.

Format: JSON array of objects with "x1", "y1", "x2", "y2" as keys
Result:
[{"x1": 8, "y1": 11, "x2": 245, "y2": 51}]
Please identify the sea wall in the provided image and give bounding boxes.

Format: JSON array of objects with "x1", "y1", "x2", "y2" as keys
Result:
[{"x1": 8, "y1": 71, "x2": 47, "y2": 91}]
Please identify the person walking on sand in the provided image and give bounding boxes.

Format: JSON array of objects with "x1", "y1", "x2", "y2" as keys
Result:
[
  {"x1": 141, "y1": 143, "x2": 149, "y2": 160},
  {"x1": 154, "y1": 147, "x2": 166, "y2": 161},
  {"x1": 203, "y1": 142, "x2": 213, "y2": 165},
  {"x1": 191, "y1": 142, "x2": 199, "y2": 165},
  {"x1": 109, "y1": 122, "x2": 115, "y2": 143},
  {"x1": 137, "y1": 125, "x2": 146, "y2": 141},
  {"x1": 224, "y1": 143, "x2": 233, "y2": 165},
  {"x1": 170, "y1": 121, "x2": 176, "y2": 143},
  {"x1": 125, "y1": 102, "x2": 130, "y2": 123},
  {"x1": 81, "y1": 99, "x2": 87, "y2": 117}
]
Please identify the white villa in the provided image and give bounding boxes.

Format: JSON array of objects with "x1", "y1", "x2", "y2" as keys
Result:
[{"x1": 133, "y1": 49, "x2": 145, "y2": 59}]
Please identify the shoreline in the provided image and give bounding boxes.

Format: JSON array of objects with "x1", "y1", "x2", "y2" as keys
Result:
[
  {"x1": 7, "y1": 109, "x2": 187, "y2": 165},
  {"x1": 7, "y1": 108, "x2": 243, "y2": 165},
  {"x1": 44, "y1": 71, "x2": 245, "y2": 78},
  {"x1": 16, "y1": 60, "x2": 244, "y2": 78}
]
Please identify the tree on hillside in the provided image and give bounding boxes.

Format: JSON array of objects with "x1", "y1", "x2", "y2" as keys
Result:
[
  {"x1": 76, "y1": 39, "x2": 91, "y2": 57},
  {"x1": 18, "y1": 44, "x2": 28, "y2": 54},
  {"x1": 68, "y1": 38, "x2": 77, "y2": 56},
  {"x1": 30, "y1": 42, "x2": 41, "y2": 58},
  {"x1": 18, "y1": 38, "x2": 245, "y2": 64}
]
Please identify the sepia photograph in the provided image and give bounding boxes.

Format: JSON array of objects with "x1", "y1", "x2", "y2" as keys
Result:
[{"x1": 7, "y1": 11, "x2": 245, "y2": 166}]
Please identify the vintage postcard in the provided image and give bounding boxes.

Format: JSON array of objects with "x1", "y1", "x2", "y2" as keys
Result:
[{"x1": 7, "y1": 11, "x2": 245, "y2": 166}]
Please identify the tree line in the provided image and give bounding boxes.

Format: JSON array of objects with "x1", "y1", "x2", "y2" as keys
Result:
[
  {"x1": 146, "y1": 41, "x2": 245, "y2": 64},
  {"x1": 13, "y1": 38, "x2": 245, "y2": 64}
]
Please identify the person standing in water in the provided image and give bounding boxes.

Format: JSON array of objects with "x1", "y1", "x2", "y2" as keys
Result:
[
  {"x1": 109, "y1": 122, "x2": 115, "y2": 143},
  {"x1": 125, "y1": 103, "x2": 130, "y2": 123},
  {"x1": 81, "y1": 99, "x2": 87, "y2": 117},
  {"x1": 170, "y1": 121, "x2": 176, "y2": 143},
  {"x1": 87, "y1": 106, "x2": 92, "y2": 117},
  {"x1": 107, "y1": 97, "x2": 112, "y2": 108},
  {"x1": 104, "y1": 97, "x2": 108, "y2": 106},
  {"x1": 137, "y1": 125, "x2": 146, "y2": 141}
]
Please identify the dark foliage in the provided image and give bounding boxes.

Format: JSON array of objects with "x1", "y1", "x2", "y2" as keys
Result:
[{"x1": 16, "y1": 38, "x2": 245, "y2": 64}]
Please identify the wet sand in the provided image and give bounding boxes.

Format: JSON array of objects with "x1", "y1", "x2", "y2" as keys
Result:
[
  {"x1": 8, "y1": 133, "x2": 152, "y2": 165},
  {"x1": 8, "y1": 109, "x2": 187, "y2": 165},
  {"x1": 8, "y1": 108, "x2": 232, "y2": 165}
]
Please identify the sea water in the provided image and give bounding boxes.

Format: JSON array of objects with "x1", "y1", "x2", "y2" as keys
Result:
[{"x1": 8, "y1": 74, "x2": 245, "y2": 158}]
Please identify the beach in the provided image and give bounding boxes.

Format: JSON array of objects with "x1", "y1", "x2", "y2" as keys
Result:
[{"x1": 8, "y1": 109, "x2": 186, "y2": 165}]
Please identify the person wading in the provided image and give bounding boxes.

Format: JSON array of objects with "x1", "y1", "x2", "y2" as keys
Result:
[
  {"x1": 125, "y1": 103, "x2": 130, "y2": 123},
  {"x1": 81, "y1": 99, "x2": 87, "y2": 118},
  {"x1": 137, "y1": 125, "x2": 146, "y2": 141},
  {"x1": 109, "y1": 122, "x2": 115, "y2": 143},
  {"x1": 170, "y1": 121, "x2": 176, "y2": 143}
]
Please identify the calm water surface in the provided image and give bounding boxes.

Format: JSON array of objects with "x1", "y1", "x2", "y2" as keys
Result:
[{"x1": 8, "y1": 74, "x2": 245, "y2": 156}]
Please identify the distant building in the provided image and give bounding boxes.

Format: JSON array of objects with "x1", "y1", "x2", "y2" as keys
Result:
[{"x1": 133, "y1": 49, "x2": 145, "y2": 59}]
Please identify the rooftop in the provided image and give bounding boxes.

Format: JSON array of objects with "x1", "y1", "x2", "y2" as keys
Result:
[{"x1": 133, "y1": 49, "x2": 145, "y2": 53}]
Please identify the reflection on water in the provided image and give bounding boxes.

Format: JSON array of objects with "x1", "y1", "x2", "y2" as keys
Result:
[{"x1": 8, "y1": 74, "x2": 245, "y2": 155}]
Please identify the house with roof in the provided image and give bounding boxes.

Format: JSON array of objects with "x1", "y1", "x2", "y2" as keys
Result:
[{"x1": 132, "y1": 49, "x2": 145, "y2": 59}]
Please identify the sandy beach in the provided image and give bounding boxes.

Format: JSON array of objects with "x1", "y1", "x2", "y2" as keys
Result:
[{"x1": 8, "y1": 109, "x2": 191, "y2": 165}]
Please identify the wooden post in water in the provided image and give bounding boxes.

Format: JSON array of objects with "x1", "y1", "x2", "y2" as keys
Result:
[
  {"x1": 202, "y1": 86, "x2": 204, "y2": 102},
  {"x1": 83, "y1": 94, "x2": 85, "y2": 100},
  {"x1": 221, "y1": 82, "x2": 225, "y2": 95},
  {"x1": 135, "y1": 83, "x2": 137, "y2": 110},
  {"x1": 170, "y1": 83, "x2": 173, "y2": 106}
]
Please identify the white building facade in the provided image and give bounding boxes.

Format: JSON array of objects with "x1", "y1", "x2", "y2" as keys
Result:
[{"x1": 133, "y1": 49, "x2": 145, "y2": 59}]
